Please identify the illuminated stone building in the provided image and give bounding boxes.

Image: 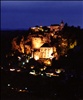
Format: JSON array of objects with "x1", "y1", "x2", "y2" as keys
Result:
[
  {"x1": 12, "y1": 21, "x2": 64, "y2": 65},
  {"x1": 31, "y1": 21, "x2": 64, "y2": 33},
  {"x1": 30, "y1": 21, "x2": 64, "y2": 62},
  {"x1": 48, "y1": 21, "x2": 64, "y2": 32}
]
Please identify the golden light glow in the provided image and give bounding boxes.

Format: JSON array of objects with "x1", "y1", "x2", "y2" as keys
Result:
[
  {"x1": 74, "y1": 40, "x2": 77, "y2": 46},
  {"x1": 19, "y1": 89, "x2": 22, "y2": 92},
  {"x1": 32, "y1": 37, "x2": 44, "y2": 49},
  {"x1": 44, "y1": 59, "x2": 51, "y2": 66},
  {"x1": 34, "y1": 55, "x2": 39, "y2": 60},
  {"x1": 55, "y1": 69, "x2": 62, "y2": 74},
  {"x1": 70, "y1": 43, "x2": 75, "y2": 49},
  {"x1": 40, "y1": 47, "x2": 53, "y2": 58},
  {"x1": 69, "y1": 40, "x2": 77, "y2": 49},
  {"x1": 11, "y1": 37, "x2": 25, "y2": 53},
  {"x1": 44, "y1": 66, "x2": 47, "y2": 70},
  {"x1": 40, "y1": 68, "x2": 44, "y2": 71},
  {"x1": 11, "y1": 21, "x2": 76, "y2": 64},
  {"x1": 31, "y1": 66, "x2": 34, "y2": 69}
]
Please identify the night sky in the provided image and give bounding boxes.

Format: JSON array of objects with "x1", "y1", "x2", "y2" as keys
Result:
[{"x1": 1, "y1": 1, "x2": 83, "y2": 30}]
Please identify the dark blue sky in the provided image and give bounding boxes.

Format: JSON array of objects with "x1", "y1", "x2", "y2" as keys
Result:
[{"x1": 1, "y1": 1, "x2": 83, "y2": 30}]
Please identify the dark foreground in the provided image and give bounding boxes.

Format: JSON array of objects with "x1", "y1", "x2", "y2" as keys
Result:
[{"x1": 1, "y1": 69, "x2": 83, "y2": 100}]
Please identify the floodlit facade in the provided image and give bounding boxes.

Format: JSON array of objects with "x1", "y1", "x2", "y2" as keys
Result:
[
  {"x1": 12, "y1": 21, "x2": 65, "y2": 62},
  {"x1": 33, "y1": 47, "x2": 54, "y2": 60}
]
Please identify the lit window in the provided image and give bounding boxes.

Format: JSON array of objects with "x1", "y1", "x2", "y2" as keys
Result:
[
  {"x1": 26, "y1": 59, "x2": 29, "y2": 63},
  {"x1": 8, "y1": 84, "x2": 10, "y2": 87},
  {"x1": 23, "y1": 62, "x2": 25, "y2": 65}
]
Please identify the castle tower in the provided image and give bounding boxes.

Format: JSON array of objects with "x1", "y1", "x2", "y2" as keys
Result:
[{"x1": 60, "y1": 20, "x2": 64, "y2": 30}]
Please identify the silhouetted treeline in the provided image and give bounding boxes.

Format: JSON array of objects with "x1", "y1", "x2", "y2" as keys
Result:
[{"x1": 63, "y1": 24, "x2": 83, "y2": 46}]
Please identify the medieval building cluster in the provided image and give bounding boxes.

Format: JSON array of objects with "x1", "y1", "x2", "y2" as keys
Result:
[
  {"x1": 29, "y1": 21, "x2": 64, "y2": 61},
  {"x1": 11, "y1": 21, "x2": 69, "y2": 66}
]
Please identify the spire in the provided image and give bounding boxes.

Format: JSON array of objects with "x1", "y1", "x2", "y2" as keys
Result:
[{"x1": 60, "y1": 20, "x2": 64, "y2": 30}]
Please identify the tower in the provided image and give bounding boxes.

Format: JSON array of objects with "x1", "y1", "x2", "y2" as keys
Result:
[{"x1": 60, "y1": 20, "x2": 64, "y2": 30}]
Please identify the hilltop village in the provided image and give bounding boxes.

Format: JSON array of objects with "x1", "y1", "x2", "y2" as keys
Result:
[
  {"x1": 11, "y1": 21, "x2": 77, "y2": 67},
  {"x1": 1, "y1": 21, "x2": 83, "y2": 98}
]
